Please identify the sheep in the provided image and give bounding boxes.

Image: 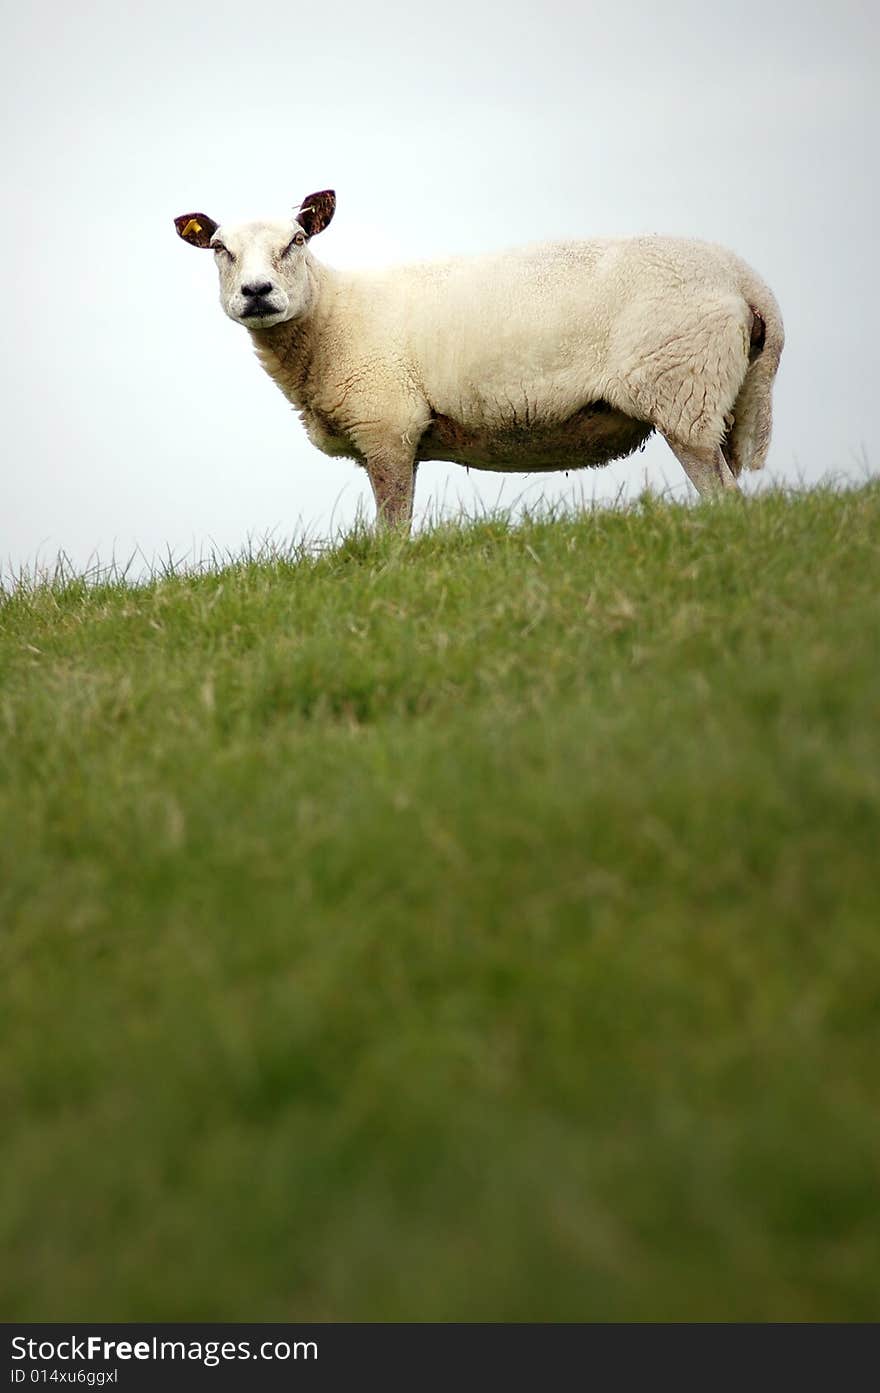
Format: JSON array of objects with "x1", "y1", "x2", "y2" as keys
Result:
[{"x1": 175, "y1": 191, "x2": 784, "y2": 528}]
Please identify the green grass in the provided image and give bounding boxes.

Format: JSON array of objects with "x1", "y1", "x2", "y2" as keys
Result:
[{"x1": 2, "y1": 483, "x2": 879, "y2": 1321}]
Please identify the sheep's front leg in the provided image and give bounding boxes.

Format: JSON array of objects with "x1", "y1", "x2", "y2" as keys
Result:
[
  {"x1": 362, "y1": 444, "x2": 418, "y2": 531},
  {"x1": 664, "y1": 437, "x2": 740, "y2": 498}
]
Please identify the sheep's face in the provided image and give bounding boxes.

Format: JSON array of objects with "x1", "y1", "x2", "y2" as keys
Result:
[
  {"x1": 175, "y1": 191, "x2": 336, "y2": 331},
  {"x1": 211, "y1": 219, "x2": 311, "y2": 330}
]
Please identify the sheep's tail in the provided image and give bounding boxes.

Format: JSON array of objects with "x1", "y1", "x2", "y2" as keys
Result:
[{"x1": 722, "y1": 287, "x2": 784, "y2": 476}]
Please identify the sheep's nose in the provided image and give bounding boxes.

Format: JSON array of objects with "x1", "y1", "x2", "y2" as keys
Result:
[{"x1": 241, "y1": 281, "x2": 273, "y2": 298}]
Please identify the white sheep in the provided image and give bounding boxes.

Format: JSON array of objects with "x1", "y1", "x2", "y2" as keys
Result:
[{"x1": 175, "y1": 191, "x2": 783, "y2": 528}]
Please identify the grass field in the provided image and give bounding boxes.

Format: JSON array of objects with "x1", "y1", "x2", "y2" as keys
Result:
[{"x1": 2, "y1": 482, "x2": 879, "y2": 1321}]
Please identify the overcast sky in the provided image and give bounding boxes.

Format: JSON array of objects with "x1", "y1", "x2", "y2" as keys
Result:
[{"x1": 2, "y1": 0, "x2": 877, "y2": 579}]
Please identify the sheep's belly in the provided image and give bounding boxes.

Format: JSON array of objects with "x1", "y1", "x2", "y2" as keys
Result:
[{"x1": 418, "y1": 404, "x2": 653, "y2": 474}]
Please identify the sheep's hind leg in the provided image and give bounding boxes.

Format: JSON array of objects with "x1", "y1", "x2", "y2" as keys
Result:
[{"x1": 663, "y1": 436, "x2": 740, "y2": 498}]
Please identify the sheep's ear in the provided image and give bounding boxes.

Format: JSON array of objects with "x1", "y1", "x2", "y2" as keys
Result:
[
  {"x1": 174, "y1": 214, "x2": 219, "y2": 248},
  {"x1": 296, "y1": 190, "x2": 335, "y2": 239}
]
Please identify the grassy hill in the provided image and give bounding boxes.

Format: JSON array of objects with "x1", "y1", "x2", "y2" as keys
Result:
[{"x1": 2, "y1": 483, "x2": 879, "y2": 1321}]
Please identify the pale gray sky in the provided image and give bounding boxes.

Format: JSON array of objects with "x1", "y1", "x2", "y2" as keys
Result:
[{"x1": 2, "y1": 0, "x2": 877, "y2": 578}]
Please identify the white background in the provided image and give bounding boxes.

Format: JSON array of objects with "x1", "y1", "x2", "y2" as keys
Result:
[{"x1": 3, "y1": 0, "x2": 877, "y2": 578}]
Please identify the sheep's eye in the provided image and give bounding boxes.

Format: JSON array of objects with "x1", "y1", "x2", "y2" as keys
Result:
[
  {"x1": 212, "y1": 242, "x2": 230, "y2": 257},
  {"x1": 285, "y1": 232, "x2": 306, "y2": 254}
]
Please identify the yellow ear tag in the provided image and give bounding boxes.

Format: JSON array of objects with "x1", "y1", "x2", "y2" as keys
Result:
[{"x1": 182, "y1": 219, "x2": 203, "y2": 238}]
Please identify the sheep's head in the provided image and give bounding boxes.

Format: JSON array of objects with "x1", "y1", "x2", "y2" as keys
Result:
[{"x1": 174, "y1": 191, "x2": 335, "y2": 330}]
